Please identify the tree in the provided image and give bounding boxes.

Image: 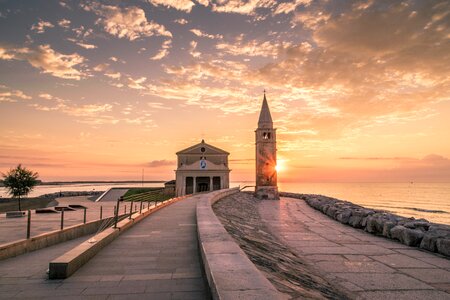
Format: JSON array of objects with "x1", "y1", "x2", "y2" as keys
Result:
[{"x1": 2, "y1": 164, "x2": 39, "y2": 211}]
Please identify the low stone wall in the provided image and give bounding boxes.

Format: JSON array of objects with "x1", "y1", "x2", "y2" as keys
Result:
[
  {"x1": 280, "y1": 192, "x2": 450, "y2": 258},
  {"x1": 197, "y1": 188, "x2": 285, "y2": 300}
]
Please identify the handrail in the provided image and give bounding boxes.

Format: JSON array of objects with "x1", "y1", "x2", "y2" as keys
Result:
[{"x1": 240, "y1": 185, "x2": 255, "y2": 191}]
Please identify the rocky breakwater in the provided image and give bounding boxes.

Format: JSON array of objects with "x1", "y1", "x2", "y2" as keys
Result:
[
  {"x1": 280, "y1": 192, "x2": 450, "y2": 258},
  {"x1": 40, "y1": 190, "x2": 104, "y2": 198}
]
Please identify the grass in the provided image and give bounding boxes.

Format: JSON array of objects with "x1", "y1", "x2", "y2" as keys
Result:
[
  {"x1": 122, "y1": 188, "x2": 174, "y2": 203},
  {"x1": 123, "y1": 187, "x2": 162, "y2": 198}
]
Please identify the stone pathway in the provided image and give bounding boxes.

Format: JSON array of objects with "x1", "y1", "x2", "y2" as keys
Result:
[
  {"x1": 0, "y1": 234, "x2": 94, "y2": 299},
  {"x1": 259, "y1": 197, "x2": 450, "y2": 300},
  {"x1": 213, "y1": 192, "x2": 347, "y2": 299},
  {"x1": 0, "y1": 196, "x2": 209, "y2": 299}
]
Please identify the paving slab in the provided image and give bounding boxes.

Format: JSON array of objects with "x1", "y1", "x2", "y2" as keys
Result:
[{"x1": 259, "y1": 197, "x2": 450, "y2": 298}]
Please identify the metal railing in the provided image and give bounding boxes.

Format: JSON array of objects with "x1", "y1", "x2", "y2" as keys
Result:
[
  {"x1": 24, "y1": 205, "x2": 113, "y2": 240},
  {"x1": 21, "y1": 191, "x2": 181, "y2": 240}
]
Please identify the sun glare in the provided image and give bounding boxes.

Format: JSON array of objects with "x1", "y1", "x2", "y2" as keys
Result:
[{"x1": 275, "y1": 159, "x2": 286, "y2": 173}]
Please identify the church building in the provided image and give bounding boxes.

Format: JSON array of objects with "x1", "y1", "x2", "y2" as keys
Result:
[
  {"x1": 255, "y1": 92, "x2": 279, "y2": 200},
  {"x1": 175, "y1": 140, "x2": 230, "y2": 196}
]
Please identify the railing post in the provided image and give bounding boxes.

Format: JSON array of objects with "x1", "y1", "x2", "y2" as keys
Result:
[
  {"x1": 124, "y1": 205, "x2": 126, "y2": 214},
  {"x1": 60, "y1": 208, "x2": 65, "y2": 230},
  {"x1": 83, "y1": 208, "x2": 87, "y2": 224},
  {"x1": 129, "y1": 201, "x2": 134, "y2": 219},
  {"x1": 139, "y1": 201, "x2": 143, "y2": 213},
  {"x1": 26, "y1": 209, "x2": 31, "y2": 239},
  {"x1": 100, "y1": 205, "x2": 103, "y2": 220},
  {"x1": 114, "y1": 198, "x2": 120, "y2": 229}
]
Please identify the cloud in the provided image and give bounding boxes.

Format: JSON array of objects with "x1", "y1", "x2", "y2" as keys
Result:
[
  {"x1": 31, "y1": 19, "x2": 54, "y2": 33},
  {"x1": 58, "y1": 19, "x2": 71, "y2": 29},
  {"x1": 83, "y1": 3, "x2": 172, "y2": 41},
  {"x1": 150, "y1": 39, "x2": 172, "y2": 60},
  {"x1": 127, "y1": 76, "x2": 147, "y2": 90},
  {"x1": 0, "y1": 85, "x2": 32, "y2": 102},
  {"x1": 189, "y1": 41, "x2": 201, "y2": 58},
  {"x1": 190, "y1": 29, "x2": 223, "y2": 39},
  {"x1": 274, "y1": 0, "x2": 312, "y2": 15},
  {"x1": 174, "y1": 18, "x2": 188, "y2": 25},
  {"x1": 76, "y1": 42, "x2": 97, "y2": 49},
  {"x1": 216, "y1": 36, "x2": 291, "y2": 58},
  {"x1": 146, "y1": 159, "x2": 176, "y2": 168},
  {"x1": 148, "y1": 0, "x2": 195, "y2": 13},
  {"x1": 38, "y1": 93, "x2": 53, "y2": 100},
  {"x1": 210, "y1": 0, "x2": 276, "y2": 15},
  {"x1": 0, "y1": 44, "x2": 85, "y2": 80},
  {"x1": 339, "y1": 157, "x2": 410, "y2": 161},
  {"x1": 67, "y1": 38, "x2": 98, "y2": 49}
]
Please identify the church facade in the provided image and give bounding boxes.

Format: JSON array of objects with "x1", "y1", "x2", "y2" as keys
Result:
[
  {"x1": 255, "y1": 93, "x2": 279, "y2": 200},
  {"x1": 175, "y1": 140, "x2": 230, "y2": 196}
]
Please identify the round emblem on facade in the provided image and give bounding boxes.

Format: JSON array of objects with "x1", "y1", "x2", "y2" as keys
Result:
[
  {"x1": 200, "y1": 159, "x2": 207, "y2": 169},
  {"x1": 201, "y1": 147, "x2": 206, "y2": 153}
]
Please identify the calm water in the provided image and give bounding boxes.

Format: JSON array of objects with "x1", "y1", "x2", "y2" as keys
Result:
[
  {"x1": 1, "y1": 182, "x2": 449, "y2": 225},
  {"x1": 276, "y1": 182, "x2": 450, "y2": 225}
]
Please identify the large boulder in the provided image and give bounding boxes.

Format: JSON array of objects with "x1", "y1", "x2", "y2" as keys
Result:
[
  {"x1": 419, "y1": 225, "x2": 450, "y2": 253},
  {"x1": 402, "y1": 228, "x2": 424, "y2": 246},
  {"x1": 382, "y1": 221, "x2": 397, "y2": 238},
  {"x1": 348, "y1": 215, "x2": 364, "y2": 228},
  {"x1": 336, "y1": 209, "x2": 352, "y2": 224},
  {"x1": 390, "y1": 225, "x2": 406, "y2": 241},
  {"x1": 436, "y1": 238, "x2": 450, "y2": 257}
]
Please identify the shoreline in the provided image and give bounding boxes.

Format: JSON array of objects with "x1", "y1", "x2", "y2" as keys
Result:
[{"x1": 280, "y1": 192, "x2": 450, "y2": 258}]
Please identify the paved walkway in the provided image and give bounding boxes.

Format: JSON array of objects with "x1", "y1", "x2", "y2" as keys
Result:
[
  {"x1": 0, "y1": 196, "x2": 209, "y2": 299},
  {"x1": 259, "y1": 197, "x2": 450, "y2": 300}
]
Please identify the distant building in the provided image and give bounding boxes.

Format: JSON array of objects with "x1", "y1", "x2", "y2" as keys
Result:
[
  {"x1": 175, "y1": 140, "x2": 230, "y2": 196},
  {"x1": 255, "y1": 92, "x2": 279, "y2": 200},
  {"x1": 163, "y1": 180, "x2": 176, "y2": 195}
]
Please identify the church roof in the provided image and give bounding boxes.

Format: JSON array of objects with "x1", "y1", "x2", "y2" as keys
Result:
[
  {"x1": 258, "y1": 92, "x2": 273, "y2": 128},
  {"x1": 176, "y1": 139, "x2": 230, "y2": 155}
]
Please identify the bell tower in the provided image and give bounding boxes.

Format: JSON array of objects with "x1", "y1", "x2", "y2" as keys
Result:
[{"x1": 255, "y1": 91, "x2": 279, "y2": 200}]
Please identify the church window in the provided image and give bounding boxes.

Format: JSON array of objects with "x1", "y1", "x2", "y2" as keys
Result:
[
  {"x1": 263, "y1": 132, "x2": 270, "y2": 139},
  {"x1": 201, "y1": 147, "x2": 206, "y2": 153}
]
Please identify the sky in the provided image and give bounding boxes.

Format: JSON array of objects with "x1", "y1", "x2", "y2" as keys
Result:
[{"x1": 0, "y1": 0, "x2": 449, "y2": 182}]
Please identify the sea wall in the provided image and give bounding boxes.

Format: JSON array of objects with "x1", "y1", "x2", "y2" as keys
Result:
[
  {"x1": 280, "y1": 192, "x2": 450, "y2": 258},
  {"x1": 0, "y1": 191, "x2": 103, "y2": 202}
]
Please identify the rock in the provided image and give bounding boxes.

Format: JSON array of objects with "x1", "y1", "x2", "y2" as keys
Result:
[
  {"x1": 336, "y1": 210, "x2": 352, "y2": 224},
  {"x1": 436, "y1": 238, "x2": 450, "y2": 257},
  {"x1": 402, "y1": 228, "x2": 424, "y2": 246},
  {"x1": 365, "y1": 216, "x2": 381, "y2": 234},
  {"x1": 321, "y1": 204, "x2": 330, "y2": 214},
  {"x1": 390, "y1": 225, "x2": 406, "y2": 241},
  {"x1": 403, "y1": 220, "x2": 430, "y2": 231},
  {"x1": 348, "y1": 215, "x2": 363, "y2": 228},
  {"x1": 382, "y1": 221, "x2": 397, "y2": 238},
  {"x1": 365, "y1": 216, "x2": 376, "y2": 233},
  {"x1": 326, "y1": 206, "x2": 338, "y2": 218},
  {"x1": 361, "y1": 216, "x2": 369, "y2": 227}
]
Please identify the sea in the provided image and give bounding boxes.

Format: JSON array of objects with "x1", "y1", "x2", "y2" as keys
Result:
[{"x1": 1, "y1": 182, "x2": 449, "y2": 225}]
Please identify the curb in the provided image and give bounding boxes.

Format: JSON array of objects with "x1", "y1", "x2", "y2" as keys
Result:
[{"x1": 197, "y1": 188, "x2": 285, "y2": 300}]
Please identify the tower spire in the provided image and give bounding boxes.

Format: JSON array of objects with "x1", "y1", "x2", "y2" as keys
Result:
[{"x1": 258, "y1": 91, "x2": 273, "y2": 128}]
